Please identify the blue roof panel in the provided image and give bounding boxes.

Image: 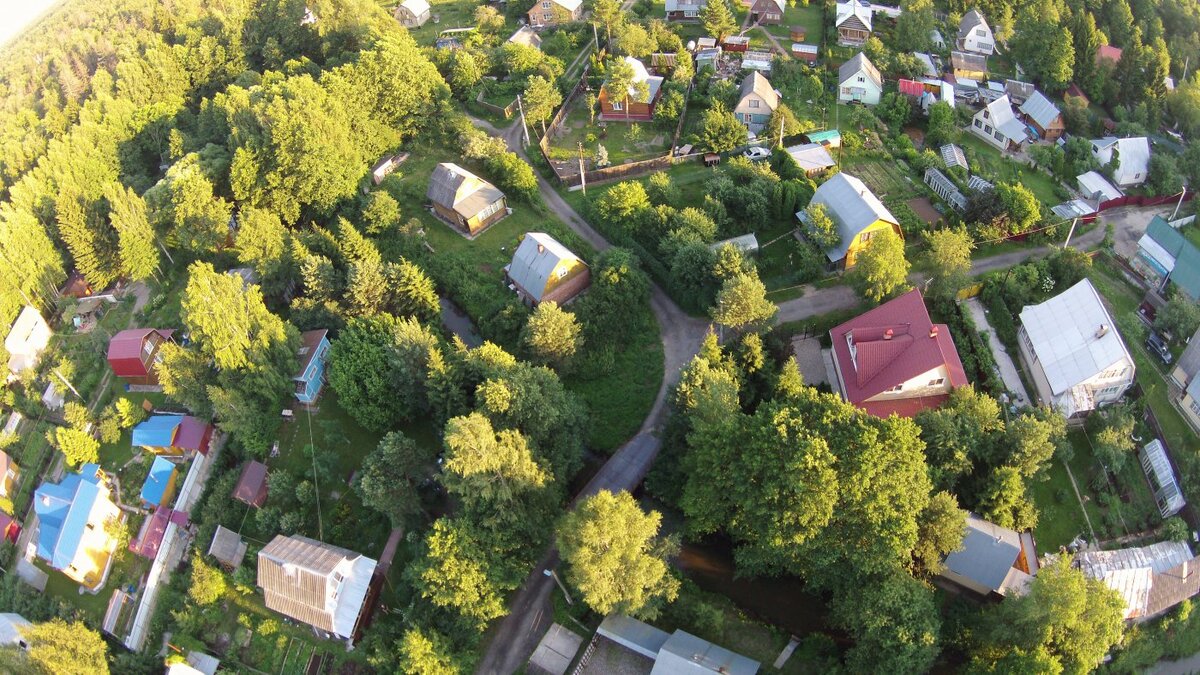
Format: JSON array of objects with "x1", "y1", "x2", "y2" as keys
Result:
[
  {"x1": 132, "y1": 415, "x2": 183, "y2": 447},
  {"x1": 34, "y1": 472, "x2": 103, "y2": 570},
  {"x1": 140, "y1": 456, "x2": 176, "y2": 506}
]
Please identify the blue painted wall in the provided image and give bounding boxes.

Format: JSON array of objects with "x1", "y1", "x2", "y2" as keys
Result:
[{"x1": 294, "y1": 335, "x2": 331, "y2": 404}]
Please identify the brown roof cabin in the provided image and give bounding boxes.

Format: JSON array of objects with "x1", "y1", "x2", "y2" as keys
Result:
[
  {"x1": 790, "y1": 26, "x2": 807, "y2": 41},
  {"x1": 722, "y1": 35, "x2": 750, "y2": 52},
  {"x1": 233, "y1": 460, "x2": 269, "y2": 507},
  {"x1": 426, "y1": 163, "x2": 508, "y2": 236},
  {"x1": 748, "y1": 0, "x2": 784, "y2": 24},
  {"x1": 599, "y1": 57, "x2": 664, "y2": 122}
]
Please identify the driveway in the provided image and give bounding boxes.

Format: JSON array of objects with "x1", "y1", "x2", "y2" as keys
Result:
[
  {"x1": 964, "y1": 298, "x2": 1031, "y2": 407},
  {"x1": 1103, "y1": 203, "x2": 1174, "y2": 259}
]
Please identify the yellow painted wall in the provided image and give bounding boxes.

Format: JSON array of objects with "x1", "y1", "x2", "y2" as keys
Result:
[
  {"x1": 542, "y1": 258, "x2": 588, "y2": 297},
  {"x1": 844, "y1": 220, "x2": 903, "y2": 268}
]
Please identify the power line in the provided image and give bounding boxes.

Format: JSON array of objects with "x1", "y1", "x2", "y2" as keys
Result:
[{"x1": 304, "y1": 406, "x2": 324, "y2": 540}]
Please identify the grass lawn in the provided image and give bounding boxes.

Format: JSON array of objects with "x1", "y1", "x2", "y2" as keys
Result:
[
  {"x1": 763, "y1": 4, "x2": 823, "y2": 41},
  {"x1": 1028, "y1": 455, "x2": 1093, "y2": 553},
  {"x1": 958, "y1": 133, "x2": 1063, "y2": 207},
  {"x1": 841, "y1": 155, "x2": 923, "y2": 202},
  {"x1": 1183, "y1": 222, "x2": 1200, "y2": 250},
  {"x1": 549, "y1": 97, "x2": 677, "y2": 165}
]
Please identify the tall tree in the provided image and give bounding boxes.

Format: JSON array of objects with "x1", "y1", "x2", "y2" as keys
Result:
[
  {"x1": 521, "y1": 301, "x2": 582, "y2": 370},
  {"x1": 603, "y1": 57, "x2": 646, "y2": 122},
  {"x1": 327, "y1": 314, "x2": 439, "y2": 431},
  {"x1": 698, "y1": 101, "x2": 749, "y2": 152},
  {"x1": 557, "y1": 490, "x2": 681, "y2": 618},
  {"x1": 803, "y1": 203, "x2": 841, "y2": 251},
  {"x1": 851, "y1": 230, "x2": 910, "y2": 302},
  {"x1": 0, "y1": 207, "x2": 65, "y2": 317},
  {"x1": 389, "y1": 258, "x2": 441, "y2": 322},
  {"x1": 922, "y1": 227, "x2": 974, "y2": 298},
  {"x1": 523, "y1": 76, "x2": 563, "y2": 134},
  {"x1": 970, "y1": 558, "x2": 1125, "y2": 674},
  {"x1": 895, "y1": 0, "x2": 935, "y2": 52},
  {"x1": 710, "y1": 272, "x2": 777, "y2": 331},
  {"x1": 409, "y1": 518, "x2": 508, "y2": 631},
  {"x1": 397, "y1": 628, "x2": 461, "y2": 674},
  {"x1": 181, "y1": 262, "x2": 292, "y2": 372},
  {"x1": 356, "y1": 431, "x2": 437, "y2": 526},
  {"x1": 441, "y1": 413, "x2": 549, "y2": 512},
  {"x1": 833, "y1": 573, "x2": 942, "y2": 674},
  {"x1": 56, "y1": 187, "x2": 119, "y2": 289},
  {"x1": 1010, "y1": 0, "x2": 1075, "y2": 91},
  {"x1": 26, "y1": 619, "x2": 110, "y2": 675},
  {"x1": 911, "y1": 491, "x2": 966, "y2": 575},
  {"x1": 592, "y1": 0, "x2": 625, "y2": 42},
  {"x1": 699, "y1": 0, "x2": 738, "y2": 41},
  {"x1": 106, "y1": 184, "x2": 159, "y2": 280}
]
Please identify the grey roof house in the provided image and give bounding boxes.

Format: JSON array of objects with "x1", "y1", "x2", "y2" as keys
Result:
[
  {"x1": 596, "y1": 614, "x2": 760, "y2": 674},
  {"x1": 427, "y1": 162, "x2": 508, "y2": 235},
  {"x1": 940, "y1": 513, "x2": 1038, "y2": 597}
]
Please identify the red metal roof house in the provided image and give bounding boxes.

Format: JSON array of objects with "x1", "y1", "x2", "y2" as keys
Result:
[
  {"x1": 233, "y1": 460, "x2": 269, "y2": 507},
  {"x1": 829, "y1": 289, "x2": 968, "y2": 418},
  {"x1": 0, "y1": 511, "x2": 20, "y2": 544},
  {"x1": 107, "y1": 329, "x2": 175, "y2": 385}
]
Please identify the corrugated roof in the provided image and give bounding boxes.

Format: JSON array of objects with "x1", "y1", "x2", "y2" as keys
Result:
[
  {"x1": 140, "y1": 456, "x2": 176, "y2": 506},
  {"x1": 828, "y1": 288, "x2": 969, "y2": 416},
  {"x1": 507, "y1": 233, "x2": 585, "y2": 302},
  {"x1": 34, "y1": 467, "x2": 106, "y2": 570},
  {"x1": 1019, "y1": 91, "x2": 1062, "y2": 129},
  {"x1": 739, "y1": 71, "x2": 779, "y2": 111},
  {"x1": 296, "y1": 329, "x2": 328, "y2": 378},
  {"x1": 597, "y1": 614, "x2": 671, "y2": 658},
  {"x1": 914, "y1": 53, "x2": 937, "y2": 77},
  {"x1": 399, "y1": 0, "x2": 429, "y2": 14},
  {"x1": 1077, "y1": 541, "x2": 1194, "y2": 619},
  {"x1": 1018, "y1": 279, "x2": 1133, "y2": 395},
  {"x1": 784, "y1": 143, "x2": 835, "y2": 172},
  {"x1": 951, "y1": 51, "x2": 987, "y2": 72},
  {"x1": 0, "y1": 614, "x2": 30, "y2": 648},
  {"x1": 941, "y1": 143, "x2": 967, "y2": 169},
  {"x1": 233, "y1": 460, "x2": 269, "y2": 506},
  {"x1": 1142, "y1": 439, "x2": 1185, "y2": 516},
  {"x1": 839, "y1": 52, "x2": 881, "y2": 88},
  {"x1": 1090, "y1": 137, "x2": 1150, "y2": 184},
  {"x1": 1077, "y1": 170, "x2": 1123, "y2": 201},
  {"x1": 175, "y1": 416, "x2": 211, "y2": 453},
  {"x1": 1005, "y1": 79, "x2": 1035, "y2": 101},
  {"x1": 980, "y1": 95, "x2": 1027, "y2": 142},
  {"x1": 652, "y1": 630, "x2": 760, "y2": 675},
  {"x1": 616, "y1": 56, "x2": 665, "y2": 102},
  {"x1": 806, "y1": 172, "x2": 898, "y2": 261},
  {"x1": 426, "y1": 163, "x2": 505, "y2": 220},
  {"x1": 208, "y1": 525, "x2": 248, "y2": 568},
  {"x1": 899, "y1": 78, "x2": 925, "y2": 97},
  {"x1": 129, "y1": 506, "x2": 171, "y2": 559},
  {"x1": 133, "y1": 415, "x2": 183, "y2": 448},
  {"x1": 508, "y1": 25, "x2": 542, "y2": 48},
  {"x1": 258, "y1": 535, "x2": 377, "y2": 638}
]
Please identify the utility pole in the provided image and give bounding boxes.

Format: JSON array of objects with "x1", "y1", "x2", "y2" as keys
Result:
[
  {"x1": 516, "y1": 94, "x2": 531, "y2": 147},
  {"x1": 1172, "y1": 188, "x2": 1188, "y2": 220},
  {"x1": 1062, "y1": 217, "x2": 1078, "y2": 248},
  {"x1": 778, "y1": 113, "x2": 785, "y2": 149},
  {"x1": 543, "y1": 568, "x2": 573, "y2": 605},
  {"x1": 578, "y1": 142, "x2": 587, "y2": 195}
]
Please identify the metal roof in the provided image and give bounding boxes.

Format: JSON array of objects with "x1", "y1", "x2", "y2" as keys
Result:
[
  {"x1": 34, "y1": 466, "x2": 106, "y2": 570},
  {"x1": 133, "y1": 415, "x2": 183, "y2": 448},
  {"x1": 943, "y1": 513, "x2": 1022, "y2": 592},
  {"x1": 784, "y1": 143, "x2": 835, "y2": 173},
  {"x1": 1076, "y1": 541, "x2": 1194, "y2": 619},
  {"x1": 1019, "y1": 91, "x2": 1062, "y2": 129},
  {"x1": 139, "y1": 456, "x2": 177, "y2": 506},
  {"x1": 958, "y1": 9, "x2": 987, "y2": 39},
  {"x1": 839, "y1": 52, "x2": 881, "y2": 88},
  {"x1": 980, "y1": 95, "x2": 1027, "y2": 143},
  {"x1": 1050, "y1": 199, "x2": 1096, "y2": 219},
  {"x1": 258, "y1": 535, "x2": 377, "y2": 638},
  {"x1": 1090, "y1": 136, "x2": 1150, "y2": 184},
  {"x1": 653, "y1": 630, "x2": 760, "y2": 675},
  {"x1": 0, "y1": 614, "x2": 30, "y2": 648},
  {"x1": 914, "y1": 53, "x2": 937, "y2": 77},
  {"x1": 1018, "y1": 279, "x2": 1134, "y2": 395},
  {"x1": 1077, "y1": 170, "x2": 1123, "y2": 201},
  {"x1": 597, "y1": 614, "x2": 671, "y2": 658},
  {"x1": 507, "y1": 233, "x2": 584, "y2": 302},
  {"x1": 951, "y1": 51, "x2": 987, "y2": 73},
  {"x1": 941, "y1": 143, "x2": 967, "y2": 169},
  {"x1": 806, "y1": 172, "x2": 898, "y2": 262},
  {"x1": 835, "y1": 0, "x2": 873, "y2": 31},
  {"x1": 1141, "y1": 439, "x2": 1185, "y2": 516},
  {"x1": 426, "y1": 163, "x2": 505, "y2": 220}
]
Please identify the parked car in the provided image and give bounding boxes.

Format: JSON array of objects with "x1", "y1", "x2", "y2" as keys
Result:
[
  {"x1": 1146, "y1": 332, "x2": 1173, "y2": 364},
  {"x1": 743, "y1": 146, "x2": 771, "y2": 161}
]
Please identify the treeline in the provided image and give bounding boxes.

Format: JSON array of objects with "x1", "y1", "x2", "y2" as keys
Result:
[{"x1": 0, "y1": 0, "x2": 448, "y2": 328}]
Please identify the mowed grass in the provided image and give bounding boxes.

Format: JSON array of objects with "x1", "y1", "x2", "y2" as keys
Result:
[
  {"x1": 958, "y1": 133, "x2": 1063, "y2": 206},
  {"x1": 763, "y1": 4, "x2": 823, "y2": 41}
]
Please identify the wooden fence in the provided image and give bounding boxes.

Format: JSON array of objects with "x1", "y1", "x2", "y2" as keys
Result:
[{"x1": 474, "y1": 90, "x2": 518, "y2": 119}]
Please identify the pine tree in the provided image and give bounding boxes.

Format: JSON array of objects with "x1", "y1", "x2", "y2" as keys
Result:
[
  {"x1": 389, "y1": 258, "x2": 440, "y2": 322},
  {"x1": 699, "y1": 0, "x2": 738, "y2": 41},
  {"x1": 107, "y1": 184, "x2": 159, "y2": 281},
  {"x1": 56, "y1": 188, "x2": 119, "y2": 289}
]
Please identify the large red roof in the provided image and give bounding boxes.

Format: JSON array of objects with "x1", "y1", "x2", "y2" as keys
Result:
[
  {"x1": 829, "y1": 289, "x2": 968, "y2": 418},
  {"x1": 107, "y1": 328, "x2": 174, "y2": 377},
  {"x1": 1096, "y1": 44, "x2": 1123, "y2": 64}
]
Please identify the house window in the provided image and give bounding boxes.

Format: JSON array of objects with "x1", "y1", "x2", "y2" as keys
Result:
[
  {"x1": 556, "y1": 267, "x2": 568, "y2": 279},
  {"x1": 543, "y1": 11, "x2": 552, "y2": 19},
  {"x1": 611, "y1": 99, "x2": 622, "y2": 111},
  {"x1": 984, "y1": 125, "x2": 993, "y2": 134},
  {"x1": 976, "y1": 28, "x2": 986, "y2": 36},
  {"x1": 857, "y1": 76, "x2": 864, "y2": 83},
  {"x1": 982, "y1": 110, "x2": 990, "y2": 119},
  {"x1": 541, "y1": 0, "x2": 549, "y2": 5},
  {"x1": 888, "y1": 384, "x2": 903, "y2": 392},
  {"x1": 749, "y1": 99, "x2": 759, "y2": 108},
  {"x1": 928, "y1": 377, "x2": 945, "y2": 386},
  {"x1": 974, "y1": 119, "x2": 982, "y2": 128},
  {"x1": 1190, "y1": 398, "x2": 1200, "y2": 415},
  {"x1": 859, "y1": 230, "x2": 875, "y2": 242}
]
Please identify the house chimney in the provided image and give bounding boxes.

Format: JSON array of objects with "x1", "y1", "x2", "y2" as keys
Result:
[
  {"x1": 884, "y1": 328, "x2": 894, "y2": 340},
  {"x1": 930, "y1": 325, "x2": 939, "y2": 338},
  {"x1": 537, "y1": 244, "x2": 545, "y2": 254},
  {"x1": 1096, "y1": 324, "x2": 1109, "y2": 338}
]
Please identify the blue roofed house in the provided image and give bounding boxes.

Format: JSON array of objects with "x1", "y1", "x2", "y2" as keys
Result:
[
  {"x1": 940, "y1": 513, "x2": 1038, "y2": 598},
  {"x1": 294, "y1": 329, "x2": 331, "y2": 405},
  {"x1": 1133, "y1": 216, "x2": 1200, "y2": 302},
  {"x1": 133, "y1": 415, "x2": 186, "y2": 456},
  {"x1": 34, "y1": 464, "x2": 121, "y2": 590},
  {"x1": 139, "y1": 456, "x2": 178, "y2": 508}
]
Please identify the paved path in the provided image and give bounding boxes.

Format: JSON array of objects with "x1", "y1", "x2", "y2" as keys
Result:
[
  {"x1": 963, "y1": 298, "x2": 1030, "y2": 407},
  {"x1": 473, "y1": 118, "x2": 706, "y2": 675},
  {"x1": 1148, "y1": 653, "x2": 1200, "y2": 675}
]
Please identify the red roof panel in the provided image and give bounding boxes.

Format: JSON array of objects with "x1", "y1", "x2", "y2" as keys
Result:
[
  {"x1": 899, "y1": 79, "x2": 925, "y2": 97},
  {"x1": 107, "y1": 328, "x2": 174, "y2": 377},
  {"x1": 829, "y1": 289, "x2": 968, "y2": 417}
]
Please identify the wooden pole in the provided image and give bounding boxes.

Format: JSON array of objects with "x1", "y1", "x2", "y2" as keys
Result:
[{"x1": 578, "y1": 143, "x2": 587, "y2": 195}]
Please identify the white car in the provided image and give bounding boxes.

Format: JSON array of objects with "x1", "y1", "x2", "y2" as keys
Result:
[{"x1": 743, "y1": 146, "x2": 771, "y2": 161}]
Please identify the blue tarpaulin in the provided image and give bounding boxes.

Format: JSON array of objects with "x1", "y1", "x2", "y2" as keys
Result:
[
  {"x1": 139, "y1": 456, "x2": 176, "y2": 506},
  {"x1": 131, "y1": 415, "x2": 183, "y2": 448}
]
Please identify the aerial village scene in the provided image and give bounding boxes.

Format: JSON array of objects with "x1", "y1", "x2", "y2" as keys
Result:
[{"x1": 4, "y1": 0, "x2": 1200, "y2": 672}]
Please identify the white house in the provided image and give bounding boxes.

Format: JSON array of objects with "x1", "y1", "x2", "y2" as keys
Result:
[
  {"x1": 956, "y1": 9, "x2": 994, "y2": 55},
  {"x1": 1017, "y1": 279, "x2": 1136, "y2": 418},
  {"x1": 1091, "y1": 136, "x2": 1151, "y2": 187},
  {"x1": 5, "y1": 306, "x2": 51, "y2": 376},
  {"x1": 838, "y1": 52, "x2": 882, "y2": 105},
  {"x1": 970, "y1": 94, "x2": 1027, "y2": 151},
  {"x1": 733, "y1": 71, "x2": 779, "y2": 133},
  {"x1": 393, "y1": 0, "x2": 430, "y2": 28}
]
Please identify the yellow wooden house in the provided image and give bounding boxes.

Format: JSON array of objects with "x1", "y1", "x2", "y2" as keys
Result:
[{"x1": 800, "y1": 172, "x2": 902, "y2": 268}]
